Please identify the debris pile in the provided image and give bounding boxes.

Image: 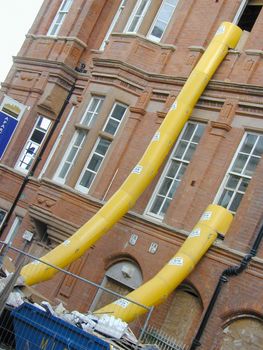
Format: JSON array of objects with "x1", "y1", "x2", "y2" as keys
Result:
[{"x1": 0, "y1": 257, "x2": 152, "y2": 350}]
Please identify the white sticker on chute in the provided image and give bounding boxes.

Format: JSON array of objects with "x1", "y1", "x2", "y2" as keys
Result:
[
  {"x1": 32, "y1": 260, "x2": 40, "y2": 265},
  {"x1": 152, "y1": 131, "x2": 160, "y2": 141},
  {"x1": 216, "y1": 25, "x2": 225, "y2": 35},
  {"x1": 114, "y1": 299, "x2": 130, "y2": 308},
  {"x1": 189, "y1": 228, "x2": 201, "y2": 238},
  {"x1": 201, "y1": 211, "x2": 212, "y2": 221},
  {"x1": 63, "y1": 239, "x2": 70, "y2": 246},
  {"x1": 170, "y1": 101, "x2": 177, "y2": 111},
  {"x1": 132, "y1": 165, "x2": 143, "y2": 174},
  {"x1": 169, "y1": 257, "x2": 184, "y2": 266}
]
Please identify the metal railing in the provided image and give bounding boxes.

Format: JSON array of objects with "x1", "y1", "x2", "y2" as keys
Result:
[
  {"x1": 0, "y1": 241, "x2": 154, "y2": 350},
  {"x1": 141, "y1": 325, "x2": 187, "y2": 350}
]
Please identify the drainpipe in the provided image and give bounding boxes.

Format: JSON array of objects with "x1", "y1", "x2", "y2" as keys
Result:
[
  {"x1": 0, "y1": 81, "x2": 76, "y2": 236},
  {"x1": 190, "y1": 218, "x2": 263, "y2": 350}
]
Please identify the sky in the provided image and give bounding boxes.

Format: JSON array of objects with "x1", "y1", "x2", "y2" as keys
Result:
[{"x1": 0, "y1": 0, "x2": 44, "y2": 83}]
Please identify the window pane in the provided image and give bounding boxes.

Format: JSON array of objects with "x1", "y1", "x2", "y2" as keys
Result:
[
  {"x1": 75, "y1": 131, "x2": 86, "y2": 146},
  {"x1": 128, "y1": 0, "x2": 148, "y2": 32},
  {"x1": 137, "y1": 0, "x2": 148, "y2": 15},
  {"x1": 80, "y1": 170, "x2": 95, "y2": 188},
  {"x1": 254, "y1": 136, "x2": 263, "y2": 156},
  {"x1": 240, "y1": 134, "x2": 257, "y2": 154},
  {"x1": 182, "y1": 123, "x2": 195, "y2": 141},
  {"x1": 96, "y1": 139, "x2": 111, "y2": 155},
  {"x1": 82, "y1": 97, "x2": 104, "y2": 126},
  {"x1": 168, "y1": 180, "x2": 180, "y2": 198},
  {"x1": 56, "y1": 13, "x2": 65, "y2": 24},
  {"x1": 31, "y1": 129, "x2": 45, "y2": 144},
  {"x1": 177, "y1": 163, "x2": 187, "y2": 179},
  {"x1": 59, "y1": 162, "x2": 71, "y2": 178},
  {"x1": 184, "y1": 143, "x2": 196, "y2": 162},
  {"x1": 61, "y1": 0, "x2": 72, "y2": 12},
  {"x1": 173, "y1": 140, "x2": 187, "y2": 159},
  {"x1": 215, "y1": 133, "x2": 263, "y2": 214},
  {"x1": 232, "y1": 153, "x2": 248, "y2": 174},
  {"x1": 104, "y1": 119, "x2": 119, "y2": 135},
  {"x1": 192, "y1": 124, "x2": 205, "y2": 143},
  {"x1": 218, "y1": 189, "x2": 233, "y2": 208},
  {"x1": 159, "y1": 178, "x2": 173, "y2": 196},
  {"x1": 151, "y1": 20, "x2": 166, "y2": 39},
  {"x1": 38, "y1": 117, "x2": 51, "y2": 131},
  {"x1": 103, "y1": 103, "x2": 127, "y2": 135},
  {"x1": 50, "y1": 24, "x2": 60, "y2": 35},
  {"x1": 225, "y1": 175, "x2": 239, "y2": 190},
  {"x1": 88, "y1": 154, "x2": 103, "y2": 172},
  {"x1": 238, "y1": 177, "x2": 250, "y2": 193},
  {"x1": 150, "y1": 196, "x2": 164, "y2": 215},
  {"x1": 166, "y1": 161, "x2": 179, "y2": 178},
  {"x1": 157, "y1": 4, "x2": 173, "y2": 23},
  {"x1": 0, "y1": 209, "x2": 7, "y2": 226},
  {"x1": 229, "y1": 192, "x2": 243, "y2": 212},
  {"x1": 160, "y1": 198, "x2": 171, "y2": 216},
  {"x1": 67, "y1": 147, "x2": 78, "y2": 162},
  {"x1": 244, "y1": 156, "x2": 260, "y2": 176},
  {"x1": 112, "y1": 104, "x2": 126, "y2": 121}
]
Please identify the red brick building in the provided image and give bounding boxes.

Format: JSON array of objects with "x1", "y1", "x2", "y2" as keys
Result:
[{"x1": 0, "y1": 1, "x2": 263, "y2": 349}]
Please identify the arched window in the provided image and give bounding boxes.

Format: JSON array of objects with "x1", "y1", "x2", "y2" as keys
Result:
[
  {"x1": 90, "y1": 260, "x2": 142, "y2": 311},
  {"x1": 143, "y1": 284, "x2": 202, "y2": 347},
  {"x1": 221, "y1": 316, "x2": 263, "y2": 349},
  {"x1": 161, "y1": 285, "x2": 202, "y2": 342}
]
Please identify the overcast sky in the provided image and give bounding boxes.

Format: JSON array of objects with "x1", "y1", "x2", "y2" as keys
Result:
[{"x1": 0, "y1": 0, "x2": 44, "y2": 83}]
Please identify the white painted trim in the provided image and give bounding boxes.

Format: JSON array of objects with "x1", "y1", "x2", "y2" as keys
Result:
[
  {"x1": 124, "y1": 0, "x2": 151, "y2": 33},
  {"x1": 40, "y1": 106, "x2": 75, "y2": 179}
]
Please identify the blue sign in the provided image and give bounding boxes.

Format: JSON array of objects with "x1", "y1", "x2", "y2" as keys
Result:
[{"x1": 0, "y1": 111, "x2": 19, "y2": 158}]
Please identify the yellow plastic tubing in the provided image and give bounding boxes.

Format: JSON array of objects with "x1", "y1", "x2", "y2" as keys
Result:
[
  {"x1": 95, "y1": 204, "x2": 233, "y2": 322},
  {"x1": 21, "y1": 22, "x2": 242, "y2": 286}
]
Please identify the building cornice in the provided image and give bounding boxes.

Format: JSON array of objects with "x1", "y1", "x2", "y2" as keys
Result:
[
  {"x1": 92, "y1": 58, "x2": 263, "y2": 98},
  {"x1": 26, "y1": 34, "x2": 87, "y2": 50}
]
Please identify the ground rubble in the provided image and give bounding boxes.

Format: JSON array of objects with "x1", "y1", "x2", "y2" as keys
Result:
[{"x1": 0, "y1": 257, "x2": 159, "y2": 350}]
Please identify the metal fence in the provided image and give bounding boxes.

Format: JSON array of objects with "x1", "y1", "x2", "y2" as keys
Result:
[
  {"x1": 0, "y1": 241, "x2": 154, "y2": 350},
  {"x1": 141, "y1": 325, "x2": 187, "y2": 350}
]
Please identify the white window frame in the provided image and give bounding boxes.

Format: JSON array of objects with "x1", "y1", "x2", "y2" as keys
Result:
[
  {"x1": 4, "y1": 216, "x2": 22, "y2": 244},
  {"x1": 214, "y1": 132, "x2": 263, "y2": 214},
  {"x1": 75, "y1": 101, "x2": 128, "y2": 193},
  {"x1": 80, "y1": 96, "x2": 105, "y2": 127},
  {"x1": 145, "y1": 122, "x2": 205, "y2": 220},
  {"x1": 124, "y1": 0, "x2": 151, "y2": 33},
  {"x1": 147, "y1": 0, "x2": 179, "y2": 42},
  {"x1": 0, "y1": 208, "x2": 7, "y2": 229},
  {"x1": 53, "y1": 96, "x2": 104, "y2": 184},
  {"x1": 39, "y1": 106, "x2": 75, "y2": 178},
  {"x1": 233, "y1": 0, "x2": 249, "y2": 24},
  {"x1": 103, "y1": 102, "x2": 128, "y2": 136},
  {"x1": 15, "y1": 116, "x2": 51, "y2": 174},
  {"x1": 100, "y1": 0, "x2": 127, "y2": 50},
  {"x1": 75, "y1": 137, "x2": 112, "y2": 193},
  {"x1": 47, "y1": 0, "x2": 73, "y2": 36},
  {"x1": 54, "y1": 130, "x2": 86, "y2": 184}
]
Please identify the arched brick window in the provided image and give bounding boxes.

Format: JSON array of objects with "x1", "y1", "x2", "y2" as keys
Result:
[
  {"x1": 90, "y1": 260, "x2": 142, "y2": 311},
  {"x1": 221, "y1": 315, "x2": 263, "y2": 350}
]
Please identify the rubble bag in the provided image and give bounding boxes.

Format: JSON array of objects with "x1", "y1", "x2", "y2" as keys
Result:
[{"x1": 11, "y1": 303, "x2": 110, "y2": 350}]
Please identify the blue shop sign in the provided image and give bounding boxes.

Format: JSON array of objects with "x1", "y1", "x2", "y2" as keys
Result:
[{"x1": 0, "y1": 111, "x2": 19, "y2": 158}]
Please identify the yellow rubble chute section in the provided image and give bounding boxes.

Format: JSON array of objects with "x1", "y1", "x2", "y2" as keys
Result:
[
  {"x1": 95, "y1": 204, "x2": 233, "y2": 322},
  {"x1": 20, "y1": 22, "x2": 242, "y2": 286}
]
